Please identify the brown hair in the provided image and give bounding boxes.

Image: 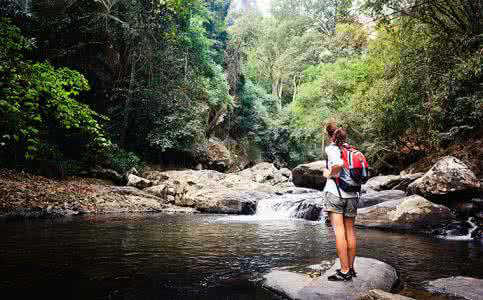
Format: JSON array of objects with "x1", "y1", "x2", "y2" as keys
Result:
[
  {"x1": 326, "y1": 122, "x2": 337, "y2": 138},
  {"x1": 333, "y1": 128, "x2": 347, "y2": 146}
]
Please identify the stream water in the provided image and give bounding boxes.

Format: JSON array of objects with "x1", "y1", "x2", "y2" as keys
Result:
[{"x1": 1, "y1": 210, "x2": 482, "y2": 300}]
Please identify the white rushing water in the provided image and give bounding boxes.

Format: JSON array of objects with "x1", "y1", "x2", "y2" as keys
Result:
[
  {"x1": 216, "y1": 192, "x2": 324, "y2": 222},
  {"x1": 437, "y1": 217, "x2": 478, "y2": 241}
]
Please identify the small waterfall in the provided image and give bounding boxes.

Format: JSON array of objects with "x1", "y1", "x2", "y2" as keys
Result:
[
  {"x1": 254, "y1": 192, "x2": 324, "y2": 220},
  {"x1": 435, "y1": 217, "x2": 479, "y2": 241},
  {"x1": 216, "y1": 192, "x2": 324, "y2": 222}
]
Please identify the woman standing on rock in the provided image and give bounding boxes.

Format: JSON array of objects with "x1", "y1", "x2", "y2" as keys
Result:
[{"x1": 323, "y1": 123, "x2": 358, "y2": 281}]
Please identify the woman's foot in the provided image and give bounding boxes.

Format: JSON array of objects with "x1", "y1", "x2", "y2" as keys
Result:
[
  {"x1": 328, "y1": 269, "x2": 352, "y2": 281},
  {"x1": 336, "y1": 268, "x2": 357, "y2": 277},
  {"x1": 349, "y1": 267, "x2": 357, "y2": 277}
]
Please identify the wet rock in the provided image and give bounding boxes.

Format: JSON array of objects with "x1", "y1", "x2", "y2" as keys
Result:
[
  {"x1": 407, "y1": 156, "x2": 480, "y2": 200},
  {"x1": 425, "y1": 276, "x2": 483, "y2": 300},
  {"x1": 293, "y1": 199, "x2": 323, "y2": 221},
  {"x1": 359, "y1": 190, "x2": 406, "y2": 208},
  {"x1": 192, "y1": 190, "x2": 268, "y2": 214},
  {"x1": 126, "y1": 174, "x2": 154, "y2": 189},
  {"x1": 471, "y1": 198, "x2": 483, "y2": 210},
  {"x1": 450, "y1": 201, "x2": 478, "y2": 218},
  {"x1": 292, "y1": 161, "x2": 327, "y2": 190},
  {"x1": 0, "y1": 207, "x2": 77, "y2": 220},
  {"x1": 356, "y1": 195, "x2": 454, "y2": 231},
  {"x1": 263, "y1": 257, "x2": 398, "y2": 300},
  {"x1": 361, "y1": 289, "x2": 415, "y2": 300},
  {"x1": 471, "y1": 227, "x2": 481, "y2": 240}
]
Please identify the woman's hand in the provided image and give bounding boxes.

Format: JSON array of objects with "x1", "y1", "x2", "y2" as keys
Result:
[{"x1": 323, "y1": 168, "x2": 331, "y2": 178}]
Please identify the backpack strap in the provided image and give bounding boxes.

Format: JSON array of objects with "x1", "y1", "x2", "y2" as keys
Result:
[{"x1": 334, "y1": 178, "x2": 342, "y2": 199}]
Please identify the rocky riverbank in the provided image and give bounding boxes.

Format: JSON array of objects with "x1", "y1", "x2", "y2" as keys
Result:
[
  {"x1": 0, "y1": 162, "x2": 302, "y2": 219},
  {"x1": 2, "y1": 156, "x2": 482, "y2": 242}
]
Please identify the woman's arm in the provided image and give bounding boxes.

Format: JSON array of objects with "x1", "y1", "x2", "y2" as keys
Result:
[{"x1": 323, "y1": 146, "x2": 343, "y2": 178}]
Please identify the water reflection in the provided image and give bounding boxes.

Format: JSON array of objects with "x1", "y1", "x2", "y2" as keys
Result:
[{"x1": 0, "y1": 213, "x2": 481, "y2": 300}]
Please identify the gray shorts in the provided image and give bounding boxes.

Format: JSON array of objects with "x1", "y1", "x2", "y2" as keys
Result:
[{"x1": 324, "y1": 192, "x2": 358, "y2": 218}]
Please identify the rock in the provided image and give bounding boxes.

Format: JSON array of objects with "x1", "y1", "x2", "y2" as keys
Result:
[
  {"x1": 206, "y1": 138, "x2": 232, "y2": 172},
  {"x1": 162, "y1": 205, "x2": 198, "y2": 214},
  {"x1": 361, "y1": 289, "x2": 415, "y2": 300},
  {"x1": 450, "y1": 201, "x2": 478, "y2": 218},
  {"x1": 92, "y1": 186, "x2": 167, "y2": 213},
  {"x1": 263, "y1": 257, "x2": 398, "y2": 300},
  {"x1": 81, "y1": 167, "x2": 124, "y2": 185},
  {"x1": 126, "y1": 167, "x2": 139, "y2": 176},
  {"x1": 144, "y1": 184, "x2": 166, "y2": 198},
  {"x1": 359, "y1": 190, "x2": 406, "y2": 208},
  {"x1": 407, "y1": 156, "x2": 480, "y2": 199},
  {"x1": 280, "y1": 168, "x2": 292, "y2": 178},
  {"x1": 366, "y1": 174, "x2": 424, "y2": 191},
  {"x1": 366, "y1": 175, "x2": 400, "y2": 191},
  {"x1": 425, "y1": 276, "x2": 483, "y2": 300},
  {"x1": 471, "y1": 198, "x2": 483, "y2": 210},
  {"x1": 237, "y1": 162, "x2": 288, "y2": 185},
  {"x1": 292, "y1": 161, "x2": 327, "y2": 190},
  {"x1": 471, "y1": 227, "x2": 481, "y2": 241},
  {"x1": 293, "y1": 199, "x2": 322, "y2": 221},
  {"x1": 141, "y1": 169, "x2": 278, "y2": 213},
  {"x1": 166, "y1": 195, "x2": 175, "y2": 204},
  {"x1": 191, "y1": 190, "x2": 269, "y2": 214},
  {"x1": 126, "y1": 174, "x2": 154, "y2": 189},
  {"x1": 356, "y1": 195, "x2": 454, "y2": 230}
]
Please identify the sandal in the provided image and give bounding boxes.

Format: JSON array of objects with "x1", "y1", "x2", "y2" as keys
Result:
[{"x1": 328, "y1": 269, "x2": 352, "y2": 281}]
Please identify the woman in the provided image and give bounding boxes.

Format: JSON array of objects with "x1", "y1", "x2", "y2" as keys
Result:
[{"x1": 323, "y1": 123, "x2": 358, "y2": 281}]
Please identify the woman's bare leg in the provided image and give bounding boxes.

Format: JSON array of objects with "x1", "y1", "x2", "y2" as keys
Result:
[
  {"x1": 329, "y1": 212, "x2": 350, "y2": 273},
  {"x1": 343, "y1": 216, "x2": 356, "y2": 269}
]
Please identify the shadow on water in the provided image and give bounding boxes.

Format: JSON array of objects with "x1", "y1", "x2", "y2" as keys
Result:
[{"x1": 0, "y1": 213, "x2": 481, "y2": 299}]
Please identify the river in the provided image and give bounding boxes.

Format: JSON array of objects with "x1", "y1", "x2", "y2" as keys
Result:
[{"x1": 1, "y1": 213, "x2": 482, "y2": 299}]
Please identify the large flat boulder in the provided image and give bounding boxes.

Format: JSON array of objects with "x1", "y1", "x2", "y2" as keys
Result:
[
  {"x1": 292, "y1": 161, "x2": 327, "y2": 190},
  {"x1": 366, "y1": 174, "x2": 423, "y2": 191},
  {"x1": 356, "y1": 195, "x2": 454, "y2": 230},
  {"x1": 189, "y1": 190, "x2": 269, "y2": 214},
  {"x1": 263, "y1": 257, "x2": 398, "y2": 300},
  {"x1": 407, "y1": 156, "x2": 480, "y2": 199},
  {"x1": 425, "y1": 276, "x2": 483, "y2": 300},
  {"x1": 359, "y1": 190, "x2": 406, "y2": 208},
  {"x1": 92, "y1": 186, "x2": 167, "y2": 213}
]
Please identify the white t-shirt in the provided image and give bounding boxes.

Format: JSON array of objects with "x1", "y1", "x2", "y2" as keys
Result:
[{"x1": 323, "y1": 143, "x2": 358, "y2": 199}]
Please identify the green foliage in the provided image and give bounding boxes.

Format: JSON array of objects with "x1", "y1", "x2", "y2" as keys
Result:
[
  {"x1": 228, "y1": 79, "x2": 274, "y2": 138},
  {"x1": 104, "y1": 145, "x2": 142, "y2": 174},
  {"x1": 0, "y1": 18, "x2": 109, "y2": 168},
  {"x1": 290, "y1": 57, "x2": 368, "y2": 129}
]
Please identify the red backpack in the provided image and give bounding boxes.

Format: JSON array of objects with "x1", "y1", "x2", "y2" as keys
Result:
[{"x1": 336, "y1": 143, "x2": 369, "y2": 193}]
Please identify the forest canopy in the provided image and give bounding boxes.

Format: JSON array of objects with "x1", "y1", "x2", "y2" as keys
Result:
[{"x1": 0, "y1": 0, "x2": 481, "y2": 176}]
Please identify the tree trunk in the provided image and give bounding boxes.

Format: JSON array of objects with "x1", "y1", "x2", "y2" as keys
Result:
[
  {"x1": 271, "y1": 77, "x2": 279, "y2": 97},
  {"x1": 292, "y1": 75, "x2": 298, "y2": 103},
  {"x1": 120, "y1": 57, "x2": 136, "y2": 147}
]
